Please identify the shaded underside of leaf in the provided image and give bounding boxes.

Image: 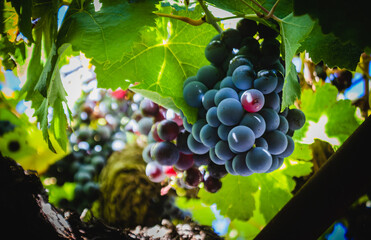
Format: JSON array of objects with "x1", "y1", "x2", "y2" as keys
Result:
[{"x1": 298, "y1": 22, "x2": 362, "y2": 70}]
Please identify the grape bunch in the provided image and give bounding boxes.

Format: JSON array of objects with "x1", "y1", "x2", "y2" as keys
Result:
[
  {"x1": 46, "y1": 88, "x2": 135, "y2": 213},
  {"x1": 131, "y1": 98, "x2": 204, "y2": 193},
  {"x1": 180, "y1": 19, "x2": 306, "y2": 190}
]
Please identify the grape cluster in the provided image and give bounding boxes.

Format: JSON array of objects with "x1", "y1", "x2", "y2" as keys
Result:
[
  {"x1": 131, "y1": 98, "x2": 205, "y2": 192},
  {"x1": 180, "y1": 19, "x2": 305, "y2": 189},
  {"x1": 46, "y1": 88, "x2": 134, "y2": 213}
]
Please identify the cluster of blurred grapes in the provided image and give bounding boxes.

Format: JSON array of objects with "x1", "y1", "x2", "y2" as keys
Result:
[{"x1": 46, "y1": 87, "x2": 135, "y2": 212}]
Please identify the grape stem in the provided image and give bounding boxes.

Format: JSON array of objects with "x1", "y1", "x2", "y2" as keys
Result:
[
  {"x1": 238, "y1": 0, "x2": 264, "y2": 17},
  {"x1": 154, "y1": 12, "x2": 206, "y2": 26},
  {"x1": 240, "y1": 0, "x2": 282, "y2": 22},
  {"x1": 197, "y1": 0, "x2": 223, "y2": 33},
  {"x1": 214, "y1": 14, "x2": 257, "y2": 22},
  {"x1": 265, "y1": 0, "x2": 281, "y2": 20}
]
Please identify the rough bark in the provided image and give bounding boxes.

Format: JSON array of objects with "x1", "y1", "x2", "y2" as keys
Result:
[{"x1": 0, "y1": 153, "x2": 222, "y2": 240}]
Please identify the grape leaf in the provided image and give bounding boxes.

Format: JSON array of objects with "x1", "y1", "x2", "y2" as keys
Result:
[
  {"x1": 279, "y1": 13, "x2": 314, "y2": 108},
  {"x1": 298, "y1": 22, "x2": 363, "y2": 70},
  {"x1": 95, "y1": 6, "x2": 216, "y2": 123},
  {"x1": 34, "y1": 98, "x2": 55, "y2": 152},
  {"x1": 325, "y1": 99, "x2": 360, "y2": 144},
  {"x1": 175, "y1": 197, "x2": 215, "y2": 226},
  {"x1": 290, "y1": 142, "x2": 312, "y2": 161},
  {"x1": 300, "y1": 83, "x2": 338, "y2": 122},
  {"x1": 198, "y1": 175, "x2": 259, "y2": 221},
  {"x1": 57, "y1": 0, "x2": 158, "y2": 68},
  {"x1": 30, "y1": 43, "x2": 71, "y2": 152},
  {"x1": 255, "y1": 173, "x2": 292, "y2": 222},
  {"x1": 296, "y1": 83, "x2": 360, "y2": 145}
]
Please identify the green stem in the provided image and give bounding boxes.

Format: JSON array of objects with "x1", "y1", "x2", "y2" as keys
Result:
[
  {"x1": 198, "y1": 0, "x2": 222, "y2": 33},
  {"x1": 239, "y1": 0, "x2": 264, "y2": 17},
  {"x1": 265, "y1": 0, "x2": 282, "y2": 22},
  {"x1": 215, "y1": 14, "x2": 257, "y2": 22},
  {"x1": 240, "y1": 0, "x2": 282, "y2": 22}
]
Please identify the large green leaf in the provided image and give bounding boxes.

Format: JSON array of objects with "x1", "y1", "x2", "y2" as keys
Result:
[
  {"x1": 198, "y1": 175, "x2": 259, "y2": 221},
  {"x1": 30, "y1": 43, "x2": 71, "y2": 152},
  {"x1": 175, "y1": 197, "x2": 215, "y2": 226},
  {"x1": 57, "y1": 0, "x2": 158, "y2": 68},
  {"x1": 295, "y1": 83, "x2": 361, "y2": 145},
  {"x1": 279, "y1": 13, "x2": 314, "y2": 108},
  {"x1": 298, "y1": 22, "x2": 363, "y2": 70},
  {"x1": 95, "y1": 5, "x2": 216, "y2": 123}
]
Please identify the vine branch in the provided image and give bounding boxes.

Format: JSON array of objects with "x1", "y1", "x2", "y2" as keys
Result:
[
  {"x1": 240, "y1": 0, "x2": 282, "y2": 22},
  {"x1": 239, "y1": 0, "x2": 264, "y2": 17},
  {"x1": 154, "y1": 12, "x2": 206, "y2": 26},
  {"x1": 197, "y1": 0, "x2": 223, "y2": 33}
]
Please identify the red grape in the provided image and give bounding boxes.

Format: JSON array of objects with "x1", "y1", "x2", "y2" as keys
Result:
[
  {"x1": 240, "y1": 89, "x2": 265, "y2": 112},
  {"x1": 175, "y1": 153, "x2": 194, "y2": 170},
  {"x1": 145, "y1": 161, "x2": 166, "y2": 183}
]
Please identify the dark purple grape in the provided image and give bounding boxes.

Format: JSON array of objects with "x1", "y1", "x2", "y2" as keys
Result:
[
  {"x1": 286, "y1": 108, "x2": 306, "y2": 130},
  {"x1": 193, "y1": 153, "x2": 211, "y2": 166},
  {"x1": 264, "y1": 130, "x2": 288, "y2": 155},
  {"x1": 208, "y1": 162, "x2": 227, "y2": 179},
  {"x1": 185, "y1": 167, "x2": 203, "y2": 187},
  {"x1": 227, "y1": 126, "x2": 255, "y2": 153},
  {"x1": 157, "y1": 120, "x2": 179, "y2": 141},
  {"x1": 176, "y1": 131, "x2": 192, "y2": 154},
  {"x1": 232, "y1": 153, "x2": 253, "y2": 176},
  {"x1": 175, "y1": 153, "x2": 194, "y2": 171},
  {"x1": 205, "y1": 40, "x2": 229, "y2": 66},
  {"x1": 221, "y1": 28, "x2": 242, "y2": 49},
  {"x1": 204, "y1": 176, "x2": 222, "y2": 193},
  {"x1": 151, "y1": 141, "x2": 180, "y2": 166},
  {"x1": 140, "y1": 99, "x2": 159, "y2": 116},
  {"x1": 257, "y1": 23, "x2": 279, "y2": 39},
  {"x1": 138, "y1": 117, "x2": 153, "y2": 135},
  {"x1": 187, "y1": 134, "x2": 209, "y2": 155},
  {"x1": 245, "y1": 147, "x2": 272, "y2": 173},
  {"x1": 237, "y1": 19, "x2": 258, "y2": 38}
]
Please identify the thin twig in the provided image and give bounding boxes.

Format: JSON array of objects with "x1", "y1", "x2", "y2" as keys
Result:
[
  {"x1": 239, "y1": 0, "x2": 265, "y2": 17},
  {"x1": 250, "y1": 0, "x2": 270, "y2": 14},
  {"x1": 265, "y1": 0, "x2": 281, "y2": 19},
  {"x1": 241, "y1": 0, "x2": 282, "y2": 22},
  {"x1": 197, "y1": 0, "x2": 223, "y2": 33},
  {"x1": 155, "y1": 12, "x2": 205, "y2": 26},
  {"x1": 215, "y1": 14, "x2": 257, "y2": 22}
]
